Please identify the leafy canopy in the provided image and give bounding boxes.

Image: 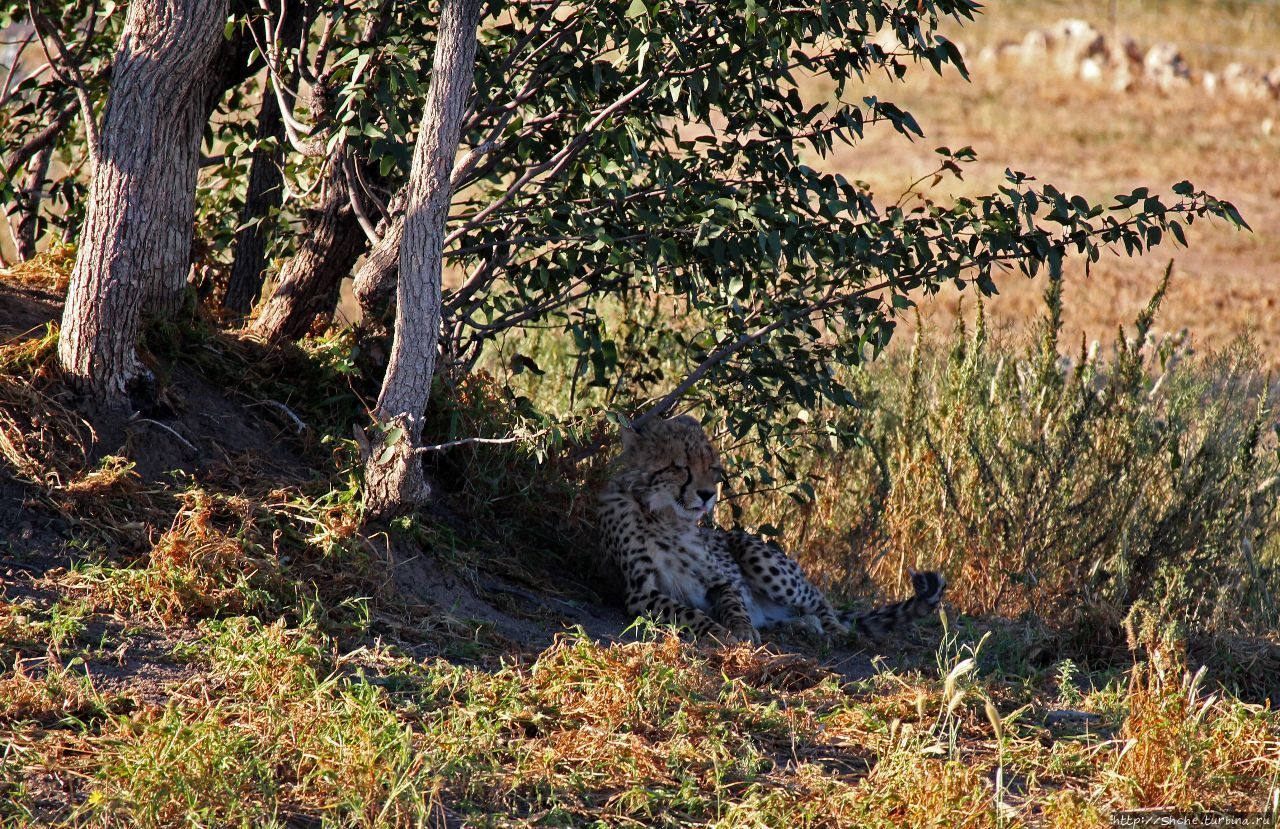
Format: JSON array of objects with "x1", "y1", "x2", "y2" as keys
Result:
[{"x1": 1, "y1": 0, "x2": 1246, "y2": 471}]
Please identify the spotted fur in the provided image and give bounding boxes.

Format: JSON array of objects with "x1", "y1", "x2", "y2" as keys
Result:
[{"x1": 597, "y1": 415, "x2": 946, "y2": 644}]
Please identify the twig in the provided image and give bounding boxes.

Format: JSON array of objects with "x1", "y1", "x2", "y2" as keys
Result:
[
  {"x1": 249, "y1": 399, "x2": 307, "y2": 433},
  {"x1": 412, "y1": 428, "x2": 550, "y2": 454},
  {"x1": 27, "y1": 5, "x2": 99, "y2": 170},
  {"x1": 344, "y1": 157, "x2": 383, "y2": 245},
  {"x1": 129, "y1": 416, "x2": 198, "y2": 454},
  {"x1": 0, "y1": 27, "x2": 38, "y2": 104},
  {"x1": 352, "y1": 158, "x2": 389, "y2": 218}
]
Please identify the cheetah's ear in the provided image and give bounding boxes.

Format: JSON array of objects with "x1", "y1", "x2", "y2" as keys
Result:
[{"x1": 620, "y1": 424, "x2": 644, "y2": 452}]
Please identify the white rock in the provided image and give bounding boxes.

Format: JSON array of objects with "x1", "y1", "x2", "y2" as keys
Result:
[
  {"x1": 1143, "y1": 43, "x2": 1191, "y2": 92},
  {"x1": 1080, "y1": 57, "x2": 1104, "y2": 83},
  {"x1": 1049, "y1": 19, "x2": 1105, "y2": 77},
  {"x1": 1224, "y1": 62, "x2": 1270, "y2": 100},
  {"x1": 1020, "y1": 30, "x2": 1054, "y2": 67}
]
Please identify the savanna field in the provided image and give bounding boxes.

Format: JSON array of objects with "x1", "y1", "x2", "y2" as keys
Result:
[{"x1": 3, "y1": 0, "x2": 1280, "y2": 826}]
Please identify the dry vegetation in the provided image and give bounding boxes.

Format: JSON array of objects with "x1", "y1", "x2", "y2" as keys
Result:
[
  {"x1": 4, "y1": 1, "x2": 1280, "y2": 826},
  {"x1": 3, "y1": 259, "x2": 1278, "y2": 826},
  {"x1": 827, "y1": 0, "x2": 1280, "y2": 366}
]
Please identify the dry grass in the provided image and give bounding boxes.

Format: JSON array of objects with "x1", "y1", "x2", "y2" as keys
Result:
[
  {"x1": 5, "y1": 620, "x2": 1277, "y2": 826},
  {"x1": 812, "y1": 0, "x2": 1280, "y2": 366},
  {"x1": 1114, "y1": 648, "x2": 1279, "y2": 810},
  {"x1": 0, "y1": 328, "x2": 93, "y2": 488},
  {"x1": 0, "y1": 244, "x2": 75, "y2": 295}
]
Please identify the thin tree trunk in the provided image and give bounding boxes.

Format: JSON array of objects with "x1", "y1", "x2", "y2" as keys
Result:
[
  {"x1": 14, "y1": 143, "x2": 54, "y2": 261},
  {"x1": 58, "y1": 0, "x2": 227, "y2": 408},
  {"x1": 250, "y1": 149, "x2": 368, "y2": 341},
  {"x1": 222, "y1": 93, "x2": 284, "y2": 316},
  {"x1": 362, "y1": 0, "x2": 483, "y2": 518},
  {"x1": 222, "y1": 91, "x2": 285, "y2": 317}
]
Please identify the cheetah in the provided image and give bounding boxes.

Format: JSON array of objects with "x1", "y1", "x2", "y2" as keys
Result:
[{"x1": 598, "y1": 415, "x2": 946, "y2": 644}]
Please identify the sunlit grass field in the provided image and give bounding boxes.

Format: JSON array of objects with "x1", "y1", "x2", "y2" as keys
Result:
[{"x1": 826, "y1": 0, "x2": 1280, "y2": 366}]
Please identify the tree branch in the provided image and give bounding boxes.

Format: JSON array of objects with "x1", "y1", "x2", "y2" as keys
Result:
[
  {"x1": 412, "y1": 428, "x2": 550, "y2": 454},
  {"x1": 27, "y1": 5, "x2": 100, "y2": 171},
  {"x1": 443, "y1": 79, "x2": 652, "y2": 247},
  {"x1": 249, "y1": 1, "x2": 325, "y2": 157},
  {"x1": 344, "y1": 156, "x2": 383, "y2": 244},
  {"x1": 3, "y1": 101, "x2": 76, "y2": 179}
]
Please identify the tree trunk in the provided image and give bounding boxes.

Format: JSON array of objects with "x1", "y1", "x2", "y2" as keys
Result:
[
  {"x1": 58, "y1": 0, "x2": 228, "y2": 408},
  {"x1": 222, "y1": 91, "x2": 285, "y2": 317},
  {"x1": 362, "y1": 0, "x2": 483, "y2": 519},
  {"x1": 351, "y1": 209, "x2": 404, "y2": 325},
  {"x1": 250, "y1": 149, "x2": 369, "y2": 341},
  {"x1": 13, "y1": 143, "x2": 55, "y2": 261}
]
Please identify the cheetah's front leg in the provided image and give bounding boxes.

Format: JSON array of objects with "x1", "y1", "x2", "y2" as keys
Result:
[
  {"x1": 707, "y1": 583, "x2": 760, "y2": 645},
  {"x1": 626, "y1": 589, "x2": 745, "y2": 643},
  {"x1": 619, "y1": 558, "x2": 742, "y2": 643}
]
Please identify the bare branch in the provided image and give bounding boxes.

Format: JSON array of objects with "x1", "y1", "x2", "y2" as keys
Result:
[
  {"x1": 344, "y1": 157, "x2": 383, "y2": 244},
  {"x1": 306, "y1": 5, "x2": 340, "y2": 83},
  {"x1": 27, "y1": 5, "x2": 100, "y2": 170},
  {"x1": 413, "y1": 428, "x2": 551, "y2": 454},
  {"x1": 0, "y1": 27, "x2": 38, "y2": 104},
  {"x1": 449, "y1": 137, "x2": 497, "y2": 190},
  {"x1": 444, "y1": 79, "x2": 652, "y2": 247},
  {"x1": 443, "y1": 243, "x2": 508, "y2": 311},
  {"x1": 249, "y1": 1, "x2": 325, "y2": 157},
  {"x1": 3, "y1": 101, "x2": 75, "y2": 179},
  {"x1": 130, "y1": 415, "x2": 197, "y2": 453},
  {"x1": 248, "y1": 399, "x2": 307, "y2": 433},
  {"x1": 352, "y1": 159, "x2": 389, "y2": 218}
]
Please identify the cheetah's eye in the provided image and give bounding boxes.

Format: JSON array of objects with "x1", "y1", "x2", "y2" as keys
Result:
[{"x1": 647, "y1": 463, "x2": 682, "y2": 485}]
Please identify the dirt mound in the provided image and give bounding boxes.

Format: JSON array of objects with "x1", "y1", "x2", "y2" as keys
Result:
[
  {"x1": 0, "y1": 281, "x2": 59, "y2": 341},
  {"x1": 0, "y1": 277, "x2": 905, "y2": 684},
  {"x1": 0, "y1": 280, "x2": 310, "y2": 486},
  {"x1": 87, "y1": 367, "x2": 310, "y2": 486}
]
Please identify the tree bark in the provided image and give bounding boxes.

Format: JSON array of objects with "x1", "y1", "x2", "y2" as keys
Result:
[
  {"x1": 250, "y1": 148, "x2": 369, "y2": 341},
  {"x1": 362, "y1": 0, "x2": 483, "y2": 519},
  {"x1": 57, "y1": 0, "x2": 228, "y2": 408},
  {"x1": 222, "y1": 91, "x2": 285, "y2": 317},
  {"x1": 351, "y1": 209, "x2": 404, "y2": 325},
  {"x1": 13, "y1": 143, "x2": 55, "y2": 261}
]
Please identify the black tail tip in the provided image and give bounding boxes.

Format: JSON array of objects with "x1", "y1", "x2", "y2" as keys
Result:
[{"x1": 909, "y1": 569, "x2": 947, "y2": 602}]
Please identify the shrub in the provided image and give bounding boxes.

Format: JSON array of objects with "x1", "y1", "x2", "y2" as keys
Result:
[{"x1": 746, "y1": 268, "x2": 1279, "y2": 650}]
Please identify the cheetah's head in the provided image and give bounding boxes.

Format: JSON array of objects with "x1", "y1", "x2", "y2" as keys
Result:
[{"x1": 616, "y1": 415, "x2": 722, "y2": 521}]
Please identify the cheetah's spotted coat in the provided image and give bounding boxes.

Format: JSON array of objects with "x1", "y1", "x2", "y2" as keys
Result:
[{"x1": 598, "y1": 416, "x2": 946, "y2": 643}]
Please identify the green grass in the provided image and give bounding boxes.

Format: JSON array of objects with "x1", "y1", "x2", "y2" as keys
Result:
[{"x1": 3, "y1": 616, "x2": 1277, "y2": 826}]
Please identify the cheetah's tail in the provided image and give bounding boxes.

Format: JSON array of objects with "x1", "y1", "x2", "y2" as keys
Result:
[{"x1": 840, "y1": 569, "x2": 947, "y2": 638}]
